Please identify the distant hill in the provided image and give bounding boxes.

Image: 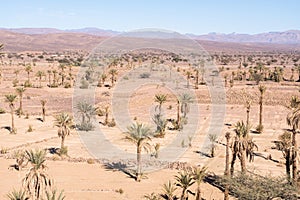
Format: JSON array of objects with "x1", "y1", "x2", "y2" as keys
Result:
[
  {"x1": 0, "y1": 28, "x2": 300, "y2": 52},
  {"x1": 188, "y1": 30, "x2": 300, "y2": 44}
]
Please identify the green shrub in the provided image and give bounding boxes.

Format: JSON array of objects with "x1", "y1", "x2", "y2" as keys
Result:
[{"x1": 0, "y1": 108, "x2": 6, "y2": 114}]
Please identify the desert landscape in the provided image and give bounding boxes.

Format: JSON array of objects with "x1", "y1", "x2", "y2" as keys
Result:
[{"x1": 1, "y1": 1, "x2": 300, "y2": 200}]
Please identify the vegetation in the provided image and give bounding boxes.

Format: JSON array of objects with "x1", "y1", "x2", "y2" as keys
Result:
[
  {"x1": 5, "y1": 94, "x2": 17, "y2": 134},
  {"x1": 124, "y1": 122, "x2": 153, "y2": 182},
  {"x1": 54, "y1": 113, "x2": 73, "y2": 154}
]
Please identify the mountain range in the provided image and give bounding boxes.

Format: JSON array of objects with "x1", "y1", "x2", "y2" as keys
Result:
[
  {"x1": 1, "y1": 27, "x2": 300, "y2": 52},
  {"x1": 2, "y1": 27, "x2": 300, "y2": 44}
]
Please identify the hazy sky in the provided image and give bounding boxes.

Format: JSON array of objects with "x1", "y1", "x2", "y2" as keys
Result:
[{"x1": 1, "y1": 0, "x2": 299, "y2": 34}]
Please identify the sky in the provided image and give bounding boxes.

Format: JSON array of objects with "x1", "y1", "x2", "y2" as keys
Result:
[{"x1": 1, "y1": 0, "x2": 299, "y2": 35}]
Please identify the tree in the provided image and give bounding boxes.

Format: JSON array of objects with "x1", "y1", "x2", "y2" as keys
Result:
[
  {"x1": 179, "y1": 93, "x2": 193, "y2": 118},
  {"x1": 75, "y1": 101, "x2": 96, "y2": 131},
  {"x1": 224, "y1": 132, "x2": 231, "y2": 200},
  {"x1": 186, "y1": 71, "x2": 192, "y2": 88},
  {"x1": 286, "y1": 107, "x2": 300, "y2": 183},
  {"x1": 108, "y1": 69, "x2": 118, "y2": 87},
  {"x1": 194, "y1": 69, "x2": 199, "y2": 89},
  {"x1": 208, "y1": 133, "x2": 218, "y2": 157},
  {"x1": 25, "y1": 64, "x2": 33, "y2": 83},
  {"x1": 54, "y1": 113, "x2": 73, "y2": 152},
  {"x1": 277, "y1": 131, "x2": 293, "y2": 182},
  {"x1": 36, "y1": 71, "x2": 45, "y2": 88},
  {"x1": 41, "y1": 100, "x2": 47, "y2": 122},
  {"x1": 257, "y1": 85, "x2": 266, "y2": 133},
  {"x1": 45, "y1": 189, "x2": 65, "y2": 200},
  {"x1": 175, "y1": 170, "x2": 195, "y2": 200},
  {"x1": 5, "y1": 94, "x2": 17, "y2": 134},
  {"x1": 23, "y1": 149, "x2": 52, "y2": 199},
  {"x1": 154, "y1": 94, "x2": 167, "y2": 114},
  {"x1": 7, "y1": 189, "x2": 29, "y2": 200},
  {"x1": 192, "y1": 166, "x2": 207, "y2": 200},
  {"x1": 245, "y1": 100, "x2": 251, "y2": 128},
  {"x1": 16, "y1": 87, "x2": 26, "y2": 117},
  {"x1": 153, "y1": 114, "x2": 167, "y2": 137},
  {"x1": 124, "y1": 122, "x2": 153, "y2": 182},
  {"x1": 47, "y1": 70, "x2": 52, "y2": 86},
  {"x1": 161, "y1": 181, "x2": 177, "y2": 200},
  {"x1": 230, "y1": 121, "x2": 256, "y2": 175}
]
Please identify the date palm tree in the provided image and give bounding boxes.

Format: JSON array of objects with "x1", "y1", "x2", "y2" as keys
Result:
[
  {"x1": 25, "y1": 64, "x2": 33, "y2": 83},
  {"x1": 47, "y1": 70, "x2": 52, "y2": 86},
  {"x1": 186, "y1": 71, "x2": 192, "y2": 88},
  {"x1": 192, "y1": 166, "x2": 207, "y2": 200},
  {"x1": 224, "y1": 132, "x2": 231, "y2": 200},
  {"x1": 232, "y1": 121, "x2": 257, "y2": 175},
  {"x1": 108, "y1": 69, "x2": 118, "y2": 87},
  {"x1": 5, "y1": 94, "x2": 17, "y2": 134},
  {"x1": 278, "y1": 131, "x2": 292, "y2": 182},
  {"x1": 54, "y1": 113, "x2": 73, "y2": 151},
  {"x1": 257, "y1": 85, "x2": 266, "y2": 133},
  {"x1": 179, "y1": 93, "x2": 193, "y2": 118},
  {"x1": 124, "y1": 122, "x2": 153, "y2": 182},
  {"x1": 16, "y1": 87, "x2": 26, "y2": 117},
  {"x1": 175, "y1": 170, "x2": 195, "y2": 200},
  {"x1": 154, "y1": 94, "x2": 167, "y2": 114},
  {"x1": 23, "y1": 149, "x2": 52, "y2": 200},
  {"x1": 286, "y1": 107, "x2": 300, "y2": 183},
  {"x1": 161, "y1": 181, "x2": 177, "y2": 200},
  {"x1": 36, "y1": 70, "x2": 45, "y2": 88},
  {"x1": 45, "y1": 189, "x2": 65, "y2": 200},
  {"x1": 41, "y1": 100, "x2": 47, "y2": 122},
  {"x1": 7, "y1": 189, "x2": 29, "y2": 200}
]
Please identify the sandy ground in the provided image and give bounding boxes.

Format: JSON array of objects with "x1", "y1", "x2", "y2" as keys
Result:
[{"x1": 0, "y1": 61, "x2": 299, "y2": 199}]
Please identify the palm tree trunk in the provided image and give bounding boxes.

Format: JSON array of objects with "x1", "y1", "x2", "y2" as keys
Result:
[
  {"x1": 27, "y1": 72, "x2": 30, "y2": 82},
  {"x1": 61, "y1": 135, "x2": 65, "y2": 149},
  {"x1": 286, "y1": 149, "x2": 291, "y2": 182},
  {"x1": 259, "y1": 94, "x2": 263, "y2": 133},
  {"x1": 292, "y1": 130, "x2": 298, "y2": 183},
  {"x1": 180, "y1": 189, "x2": 186, "y2": 200},
  {"x1": 177, "y1": 100, "x2": 180, "y2": 128},
  {"x1": 196, "y1": 185, "x2": 201, "y2": 200},
  {"x1": 19, "y1": 97, "x2": 23, "y2": 118},
  {"x1": 136, "y1": 147, "x2": 141, "y2": 182},
  {"x1": 246, "y1": 109, "x2": 250, "y2": 127},
  {"x1": 240, "y1": 150, "x2": 247, "y2": 174},
  {"x1": 224, "y1": 133, "x2": 230, "y2": 200},
  {"x1": 230, "y1": 152, "x2": 237, "y2": 176},
  {"x1": 11, "y1": 107, "x2": 15, "y2": 133},
  {"x1": 39, "y1": 77, "x2": 42, "y2": 88},
  {"x1": 42, "y1": 107, "x2": 45, "y2": 122},
  {"x1": 195, "y1": 70, "x2": 199, "y2": 89}
]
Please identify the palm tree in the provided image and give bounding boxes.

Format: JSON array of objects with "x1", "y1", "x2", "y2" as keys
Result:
[
  {"x1": 25, "y1": 65, "x2": 33, "y2": 83},
  {"x1": 16, "y1": 87, "x2": 26, "y2": 117},
  {"x1": 278, "y1": 131, "x2": 292, "y2": 182},
  {"x1": 161, "y1": 181, "x2": 177, "y2": 200},
  {"x1": 245, "y1": 100, "x2": 251, "y2": 128},
  {"x1": 5, "y1": 94, "x2": 17, "y2": 134},
  {"x1": 47, "y1": 70, "x2": 52, "y2": 86},
  {"x1": 54, "y1": 113, "x2": 73, "y2": 151},
  {"x1": 7, "y1": 189, "x2": 29, "y2": 200},
  {"x1": 108, "y1": 69, "x2": 118, "y2": 87},
  {"x1": 124, "y1": 122, "x2": 153, "y2": 182},
  {"x1": 36, "y1": 71, "x2": 45, "y2": 88},
  {"x1": 41, "y1": 100, "x2": 47, "y2": 122},
  {"x1": 230, "y1": 121, "x2": 249, "y2": 175},
  {"x1": 179, "y1": 93, "x2": 193, "y2": 118},
  {"x1": 14, "y1": 69, "x2": 21, "y2": 79},
  {"x1": 52, "y1": 70, "x2": 58, "y2": 86},
  {"x1": 192, "y1": 166, "x2": 207, "y2": 200},
  {"x1": 76, "y1": 101, "x2": 96, "y2": 124},
  {"x1": 257, "y1": 85, "x2": 266, "y2": 133},
  {"x1": 175, "y1": 170, "x2": 195, "y2": 200},
  {"x1": 286, "y1": 107, "x2": 300, "y2": 183},
  {"x1": 23, "y1": 149, "x2": 52, "y2": 200},
  {"x1": 186, "y1": 71, "x2": 192, "y2": 88},
  {"x1": 194, "y1": 69, "x2": 199, "y2": 89},
  {"x1": 208, "y1": 133, "x2": 218, "y2": 157},
  {"x1": 224, "y1": 132, "x2": 231, "y2": 200},
  {"x1": 45, "y1": 189, "x2": 65, "y2": 200},
  {"x1": 154, "y1": 94, "x2": 167, "y2": 114}
]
